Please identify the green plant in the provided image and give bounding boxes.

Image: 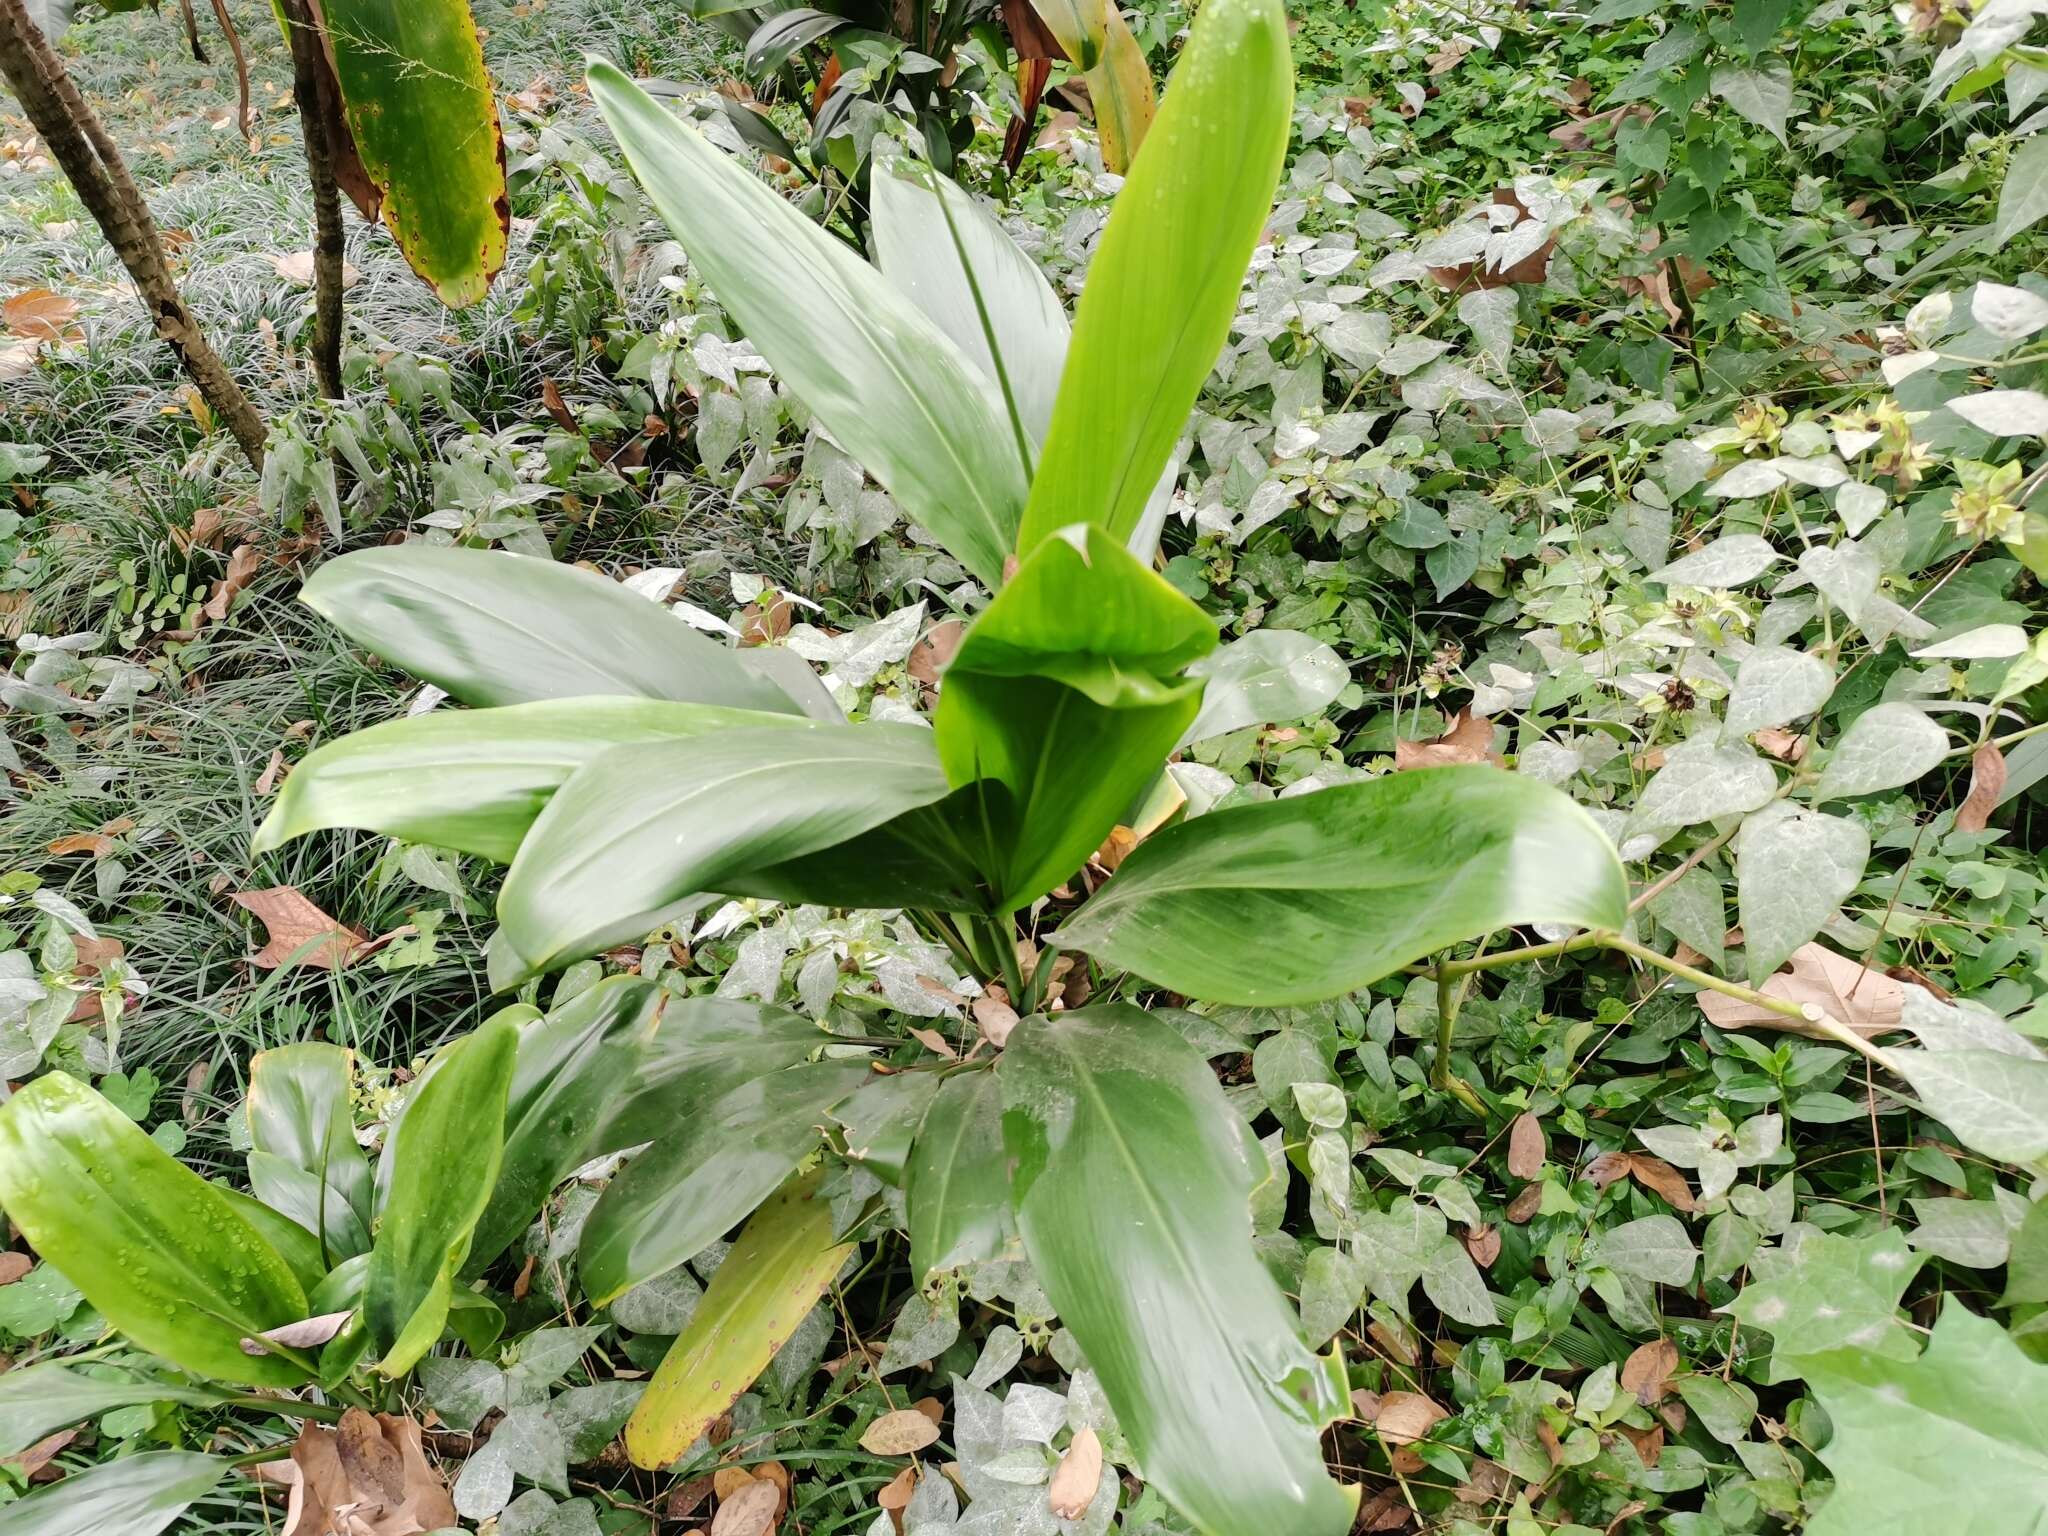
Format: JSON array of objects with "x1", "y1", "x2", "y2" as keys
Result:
[{"x1": 227, "y1": 3, "x2": 1640, "y2": 1528}]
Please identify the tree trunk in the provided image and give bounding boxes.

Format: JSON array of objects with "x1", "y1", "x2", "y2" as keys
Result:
[
  {"x1": 280, "y1": 0, "x2": 345, "y2": 398},
  {"x1": 0, "y1": 0, "x2": 267, "y2": 469}
]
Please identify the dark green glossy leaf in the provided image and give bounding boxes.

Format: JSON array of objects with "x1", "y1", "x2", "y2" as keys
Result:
[
  {"x1": 738, "y1": 779, "x2": 1007, "y2": 913},
  {"x1": 1017, "y1": 0, "x2": 1292, "y2": 554},
  {"x1": 935, "y1": 524, "x2": 1215, "y2": 907},
  {"x1": 254, "y1": 697, "x2": 800, "y2": 862},
  {"x1": 318, "y1": 0, "x2": 508, "y2": 307},
  {"x1": 1001, "y1": 1005, "x2": 1354, "y2": 1536},
  {"x1": 624, "y1": 1170, "x2": 850, "y2": 1469},
  {"x1": 831, "y1": 1069, "x2": 941, "y2": 1186},
  {"x1": 578, "y1": 1060, "x2": 869, "y2": 1305},
  {"x1": 244, "y1": 1043, "x2": 371, "y2": 1263},
  {"x1": 470, "y1": 982, "x2": 824, "y2": 1268},
  {"x1": 364, "y1": 1008, "x2": 522, "y2": 1376},
  {"x1": 871, "y1": 160, "x2": 1069, "y2": 445},
  {"x1": 588, "y1": 60, "x2": 1028, "y2": 588},
  {"x1": 495, "y1": 722, "x2": 955, "y2": 979},
  {"x1": 0, "y1": 1365, "x2": 214, "y2": 1460},
  {"x1": 0, "y1": 1073, "x2": 308, "y2": 1387},
  {"x1": 215, "y1": 1183, "x2": 329, "y2": 1294},
  {"x1": 906, "y1": 1070, "x2": 1013, "y2": 1283},
  {"x1": 299, "y1": 546, "x2": 803, "y2": 713},
  {"x1": 744, "y1": 7, "x2": 848, "y2": 75},
  {"x1": 0, "y1": 1450, "x2": 226, "y2": 1536},
  {"x1": 1056, "y1": 767, "x2": 1630, "y2": 1005}
]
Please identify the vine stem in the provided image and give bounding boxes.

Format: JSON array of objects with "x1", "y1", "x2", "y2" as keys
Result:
[{"x1": 1429, "y1": 930, "x2": 1910, "y2": 1100}]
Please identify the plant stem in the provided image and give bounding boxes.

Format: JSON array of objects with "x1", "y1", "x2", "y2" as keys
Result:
[
  {"x1": 280, "y1": 0, "x2": 345, "y2": 398},
  {"x1": 0, "y1": 0, "x2": 268, "y2": 469},
  {"x1": 215, "y1": 1393, "x2": 346, "y2": 1424},
  {"x1": 1429, "y1": 929, "x2": 1910, "y2": 1094}
]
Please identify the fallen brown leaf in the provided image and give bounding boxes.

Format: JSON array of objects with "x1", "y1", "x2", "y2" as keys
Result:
[
  {"x1": 231, "y1": 886, "x2": 366, "y2": 970},
  {"x1": 1621, "y1": 1338, "x2": 1678, "y2": 1406},
  {"x1": 1427, "y1": 189, "x2": 1556, "y2": 290},
  {"x1": 46, "y1": 832, "x2": 113, "y2": 858},
  {"x1": 1621, "y1": 1422, "x2": 1665, "y2": 1467},
  {"x1": 1463, "y1": 1223, "x2": 1501, "y2": 1267},
  {"x1": 1373, "y1": 1391, "x2": 1447, "y2": 1446},
  {"x1": 1754, "y1": 726, "x2": 1808, "y2": 763},
  {"x1": 861, "y1": 1408, "x2": 941, "y2": 1456},
  {"x1": 972, "y1": 991, "x2": 1020, "y2": 1048},
  {"x1": 1506, "y1": 1111, "x2": 1546, "y2": 1178},
  {"x1": 1091, "y1": 824, "x2": 1139, "y2": 874},
  {"x1": 907, "y1": 618, "x2": 964, "y2": 689},
  {"x1": 202, "y1": 542, "x2": 265, "y2": 624},
  {"x1": 1048, "y1": 1426, "x2": 1103, "y2": 1520},
  {"x1": 713, "y1": 1465, "x2": 758, "y2": 1501},
  {"x1": 1697, "y1": 944, "x2": 1904, "y2": 1037},
  {"x1": 270, "y1": 1412, "x2": 455, "y2": 1536},
  {"x1": 0, "y1": 1254, "x2": 31, "y2": 1286},
  {"x1": 241, "y1": 1310, "x2": 354, "y2": 1357},
  {"x1": 1504, "y1": 1182, "x2": 1544, "y2": 1223},
  {"x1": 1955, "y1": 743, "x2": 2006, "y2": 833},
  {"x1": 877, "y1": 1465, "x2": 916, "y2": 1512},
  {"x1": 3, "y1": 1429, "x2": 73, "y2": 1476},
  {"x1": 1625, "y1": 1152, "x2": 1696, "y2": 1213},
  {"x1": 666, "y1": 1475, "x2": 716, "y2": 1521},
  {"x1": 1396, "y1": 706, "x2": 1499, "y2": 769},
  {"x1": 272, "y1": 251, "x2": 362, "y2": 288},
  {"x1": 1582, "y1": 1150, "x2": 1633, "y2": 1189},
  {"x1": 906, "y1": 1026, "x2": 959, "y2": 1061},
  {"x1": 710, "y1": 1478, "x2": 781, "y2": 1536},
  {"x1": 2, "y1": 287, "x2": 80, "y2": 343}
]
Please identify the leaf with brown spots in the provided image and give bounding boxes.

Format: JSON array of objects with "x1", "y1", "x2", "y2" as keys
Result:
[
  {"x1": 230, "y1": 886, "x2": 367, "y2": 970},
  {"x1": 1507, "y1": 1112, "x2": 1546, "y2": 1178},
  {"x1": 1955, "y1": 743, "x2": 2007, "y2": 833}
]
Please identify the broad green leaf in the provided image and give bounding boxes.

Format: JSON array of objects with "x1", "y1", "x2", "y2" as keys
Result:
[
  {"x1": 1737, "y1": 803, "x2": 1869, "y2": 983},
  {"x1": 0, "y1": 1450, "x2": 225, "y2": 1536},
  {"x1": 578, "y1": 1060, "x2": 868, "y2": 1304},
  {"x1": 1056, "y1": 768, "x2": 1628, "y2": 1006},
  {"x1": 470, "y1": 983, "x2": 823, "y2": 1269},
  {"x1": 1949, "y1": 388, "x2": 2048, "y2": 437},
  {"x1": 1895, "y1": 1048, "x2": 2048, "y2": 1163},
  {"x1": 830, "y1": 1069, "x2": 940, "y2": 1187},
  {"x1": 1582, "y1": 1215, "x2": 1698, "y2": 1286},
  {"x1": 935, "y1": 525, "x2": 1215, "y2": 908},
  {"x1": 1724, "y1": 646, "x2": 1834, "y2": 736},
  {"x1": 216, "y1": 1183, "x2": 330, "y2": 1295},
  {"x1": 317, "y1": 0, "x2": 508, "y2": 306},
  {"x1": 624, "y1": 1169, "x2": 852, "y2": 1469},
  {"x1": 906, "y1": 1070, "x2": 1014, "y2": 1284},
  {"x1": 495, "y1": 722, "x2": 956, "y2": 979},
  {"x1": 588, "y1": 60, "x2": 1028, "y2": 588},
  {"x1": 1804, "y1": 1302, "x2": 2048, "y2": 1536},
  {"x1": 1648, "y1": 534, "x2": 1779, "y2": 587},
  {"x1": 365, "y1": 1009, "x2": 521, "y2": 1376},
  {"x1": 0, "y1": 1073, "x2": 308, "y2": 1387},
  {"x1": 1813, "y1": 702, "x2": 1951, "y2": 800},
  {"x1": 0, "y1": 1365, "x2": 214, "y2": 1459},
  {"x1": 1710, "y1": 63, "x2": 1793, "y2": 142},
  {"x1": 245, "y1": 1042, "x2": 372, "y2": 1264},
  {"x1": 299, "y1": 546, "x2": 802, "y2": 714},
  {"x1": 1017, "y1": 0, "x2": 1292, "y2": 553},
  {"x1": 1001, "y1": 1005, "x2": 1354, "y2": 1536},
  {"x1": 1649, "y1": 865, "x2": 1727, "y2": 972},
  {"x1": 1180, "y1": 630, "x2": 1349, "y2": 746},
  {"x1": 1907, "y1": 1196, "x2": 2021, "y2": 1269},
  {"x1": 743, "y1": 8, "x2": 848, "y2": 76},
  {"x1": 1994, "y1": 134, "x2": 2048, "y2": 248},
  {"x1": 1628, "y1": 742, "x2": 1777, "y2": 837},
  {"x1": 1725, "y1": 1227, "x2": 1923, "y2": 1382},
  {"x1": 872, "y1": 160, "x2": 1069, "y2": 446},
  {"x1": 253, "y1": 697, "x2": 797, "y2": 862}
]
